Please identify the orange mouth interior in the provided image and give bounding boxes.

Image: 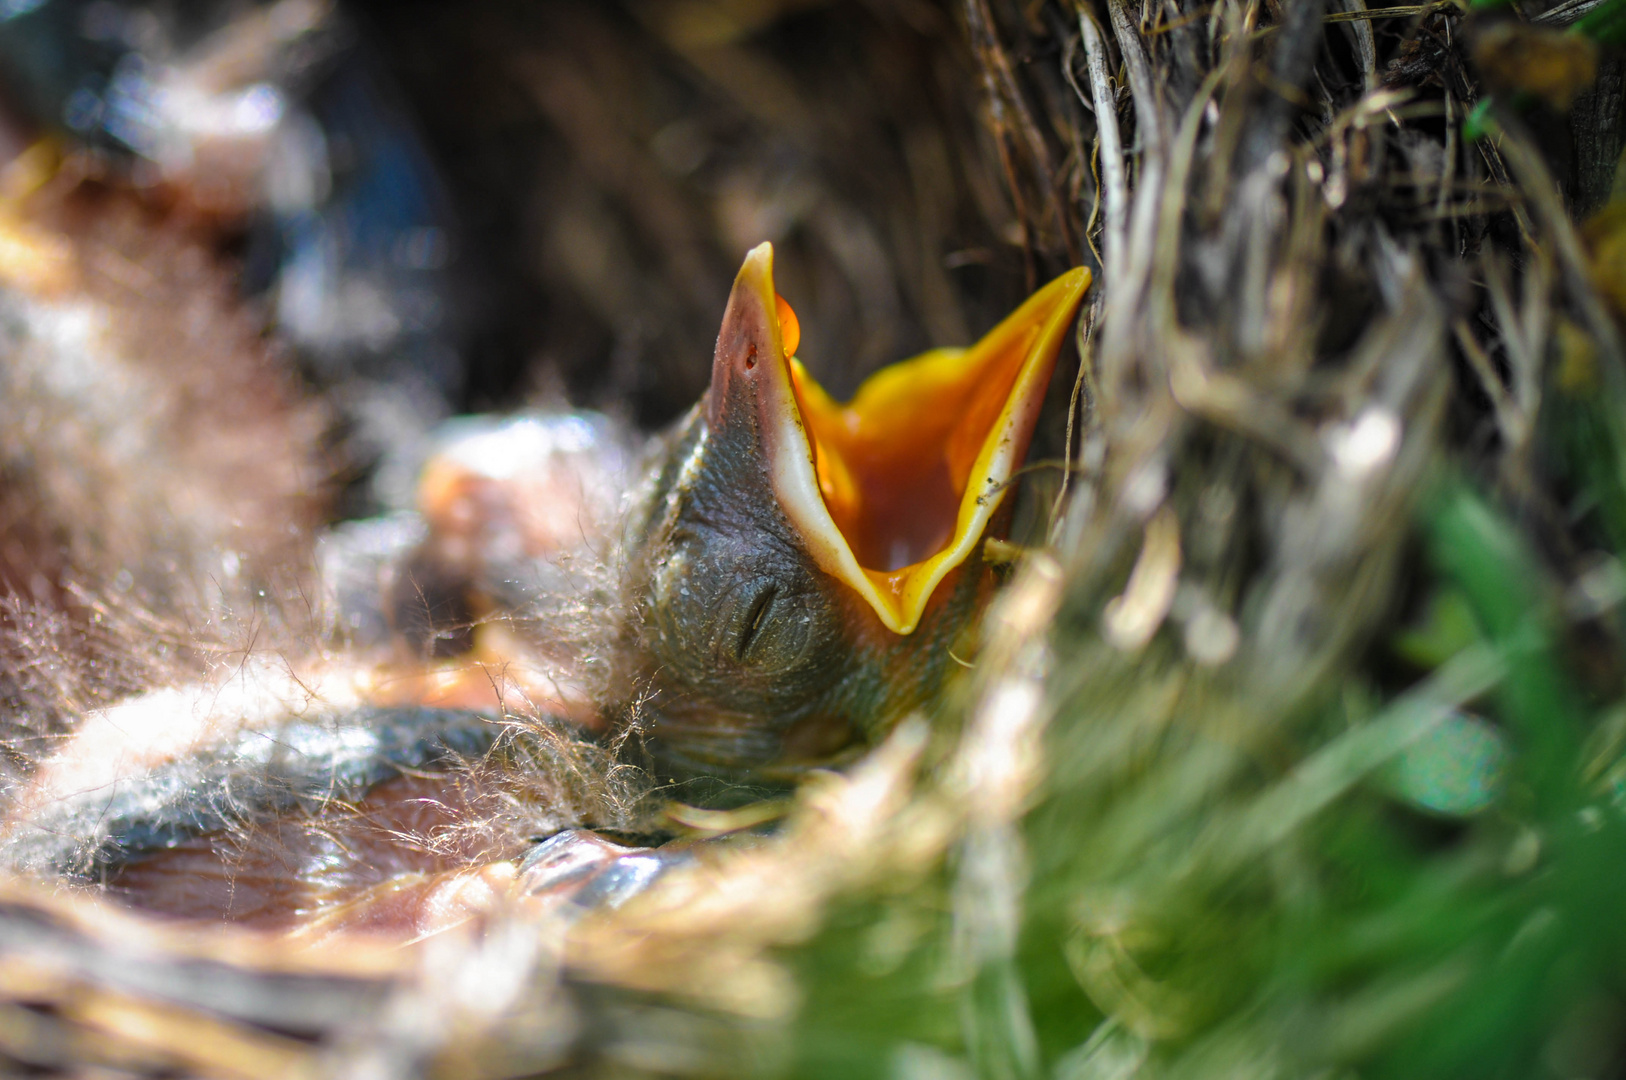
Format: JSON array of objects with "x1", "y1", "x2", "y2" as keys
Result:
[
  {"x1": 789, "y1": 338, "x2": 1039, "y2": 576},
  {"x1": 765, "y1": 266, "x2": 1090, "y2": 630}
]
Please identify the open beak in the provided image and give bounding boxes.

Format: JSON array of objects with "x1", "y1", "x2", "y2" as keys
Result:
[{"x1": 709, "y1": 243, "x2": 1090, "y2": 634}]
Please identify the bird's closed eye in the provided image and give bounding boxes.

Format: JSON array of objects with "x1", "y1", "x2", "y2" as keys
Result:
[
  {"x1": 712, "y1": 576, "x2": 817, "y2": 677},
  {"x1": 736, "y1": 583, "x2": 777, "y2": 660}
]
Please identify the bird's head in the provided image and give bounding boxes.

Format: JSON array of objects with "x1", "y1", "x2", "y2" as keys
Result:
[{"x1": 620, "y1": 243, "x2": 1089, "y2": 780}]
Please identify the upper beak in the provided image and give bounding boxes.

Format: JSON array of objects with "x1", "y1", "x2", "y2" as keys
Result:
[{"x1": 708, "y1": 243, "x2": 1090, "y2": 634}]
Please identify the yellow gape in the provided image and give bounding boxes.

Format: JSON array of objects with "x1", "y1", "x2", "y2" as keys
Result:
[{"x1": 733, "y1": 243, "x2": 1090, "y2": 634}]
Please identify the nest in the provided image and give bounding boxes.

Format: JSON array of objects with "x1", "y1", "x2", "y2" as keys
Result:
[{"x1": 1, "y1": 0, "x2": 1625, "y2": 1076}]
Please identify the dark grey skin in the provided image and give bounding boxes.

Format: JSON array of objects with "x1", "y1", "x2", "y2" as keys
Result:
[
  {"x1": 5, "y1": 706, "x2": 502, "y2": 881},
  {"x1": 615, "y1": 275, "x2": 1000, "y2": 782}
]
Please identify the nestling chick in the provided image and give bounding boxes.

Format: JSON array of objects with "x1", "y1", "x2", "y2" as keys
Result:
[
  {"x1": 1, "y1": 236, "x2": 1088, "y2": 938},
  {"x1": 618, "y1": 243, "x2": 1088, "y2": 780}
]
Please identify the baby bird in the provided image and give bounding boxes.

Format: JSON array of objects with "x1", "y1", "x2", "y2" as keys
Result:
[
  {"x1": 1, "y1": 237, "x2": 1088, "y2": 937},
  {"x1": 618, "y1": 244, "x2": 1088, "y2": 780}
]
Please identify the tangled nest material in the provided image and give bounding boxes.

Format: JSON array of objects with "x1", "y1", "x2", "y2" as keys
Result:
[{"x1": 2, "y1": 0, "x2": 1625, "y2": 1076}]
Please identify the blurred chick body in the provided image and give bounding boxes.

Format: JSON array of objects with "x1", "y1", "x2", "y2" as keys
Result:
[{"x1": 0, "y1": 213, "x2": 1086, "y2": 937}]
